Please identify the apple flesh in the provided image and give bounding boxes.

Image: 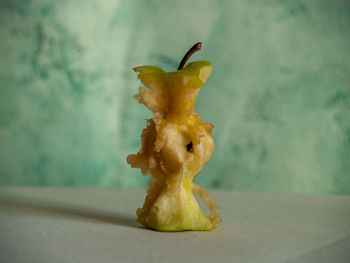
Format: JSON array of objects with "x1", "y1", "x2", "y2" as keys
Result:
[{"x1": 127, "y1": 61, "x2": 221, "y2": 231}]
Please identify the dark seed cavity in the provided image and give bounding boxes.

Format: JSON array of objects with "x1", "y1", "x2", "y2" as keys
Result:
[{"x1": 186, "y1": 141, "x2": 193, "y2": 152}]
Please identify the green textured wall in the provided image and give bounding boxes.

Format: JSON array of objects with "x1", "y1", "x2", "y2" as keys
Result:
[{"x1": 0, "y1": 0, "x2": 349, "y2": 194}]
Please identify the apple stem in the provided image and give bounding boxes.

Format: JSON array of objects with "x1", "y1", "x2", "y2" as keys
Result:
[{"x1": 177, "y1": 42, "x2": 202, "y2": 70}]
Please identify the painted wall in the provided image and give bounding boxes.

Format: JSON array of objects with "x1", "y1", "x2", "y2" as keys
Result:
[{"x1": 1, "y1": 0, "x2": 349, "y2": 194}]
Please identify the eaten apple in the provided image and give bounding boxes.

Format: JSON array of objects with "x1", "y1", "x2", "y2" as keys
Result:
[{"x1": 127, "y1": 43, "x2": 221, "y2": 231}]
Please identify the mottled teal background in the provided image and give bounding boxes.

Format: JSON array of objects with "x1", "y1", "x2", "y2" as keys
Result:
[{"x1": 0, "y1": 0, "x2": 349, "y2": 194}]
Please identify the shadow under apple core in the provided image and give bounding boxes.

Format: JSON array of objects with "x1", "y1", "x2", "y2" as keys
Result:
[{"x1": 0, "y1": 192, "x2": 140, "y2": 229}]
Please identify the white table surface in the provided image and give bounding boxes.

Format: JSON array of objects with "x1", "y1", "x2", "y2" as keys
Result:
[{"x1": 0, "y1": 187, "x2": 349, "y2": 263}]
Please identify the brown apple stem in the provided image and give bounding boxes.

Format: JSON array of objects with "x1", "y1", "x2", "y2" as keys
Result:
[{"x1": 177, "y1": 42, "x2": 202, "y2": 70}]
